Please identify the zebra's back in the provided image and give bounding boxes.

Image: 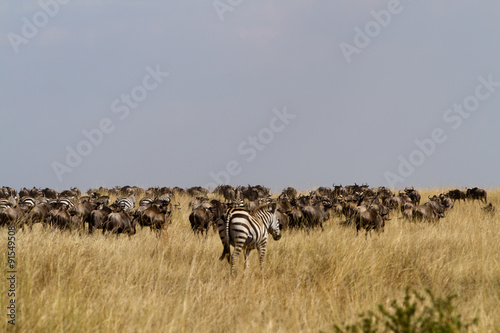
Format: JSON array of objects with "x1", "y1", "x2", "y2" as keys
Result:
[{"x1": 218, "y1": 203, "x2": 281, "y2": 276}]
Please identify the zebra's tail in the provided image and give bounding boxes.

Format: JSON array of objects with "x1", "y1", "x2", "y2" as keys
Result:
[{"x1": 219, "y1": 213, "x2": 231, "y2": 262}]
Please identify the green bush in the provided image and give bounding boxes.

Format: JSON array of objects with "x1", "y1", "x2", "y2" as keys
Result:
[{"x1": 333, "y1": 288, "x2": 478, "y2": 333}]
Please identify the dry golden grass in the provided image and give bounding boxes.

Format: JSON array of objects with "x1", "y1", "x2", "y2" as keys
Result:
[{"x1": 1, "y1": 188, "x2": 500, "y2": 332}]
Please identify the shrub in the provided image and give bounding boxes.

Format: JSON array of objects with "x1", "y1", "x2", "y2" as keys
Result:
[{"x1": 333, "y1": 288, "x2": 478, "y2": 333}]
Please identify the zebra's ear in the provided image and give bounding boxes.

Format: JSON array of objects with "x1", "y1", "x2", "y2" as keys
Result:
[{"x1": 269, "y1": 202, "x2": 277, "y2": 213}]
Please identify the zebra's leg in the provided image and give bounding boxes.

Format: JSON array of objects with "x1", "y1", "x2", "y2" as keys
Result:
[
  {"x1": 258, "y1": 242, "x2": 267, "y2": 271},
  {"x1": 230, "y1": 243, "x2": 243, "y2": 277},
  {"x1": 244, "y1": 248, "x2": 251, "y2": 273}
]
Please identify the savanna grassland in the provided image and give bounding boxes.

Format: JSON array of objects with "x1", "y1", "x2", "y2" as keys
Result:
[{"x1": 1, "y1": 188, "x2": 499, "y2": 332}]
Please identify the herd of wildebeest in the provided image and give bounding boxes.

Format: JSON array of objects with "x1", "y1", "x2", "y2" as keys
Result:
[{"x1": 0, "y1": 184, "x2": 495, "y2": 238}]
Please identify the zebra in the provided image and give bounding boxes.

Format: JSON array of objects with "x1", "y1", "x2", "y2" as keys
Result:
[
  {"x1": 0, "y1": 199, "x2": 14, "y2": 211},
  {"x1": 114, "y1": 194, "x2": 136, "y2": 211},
  {"x1": 19, "y1": 197, "x2": 37, "y2": 208},
  {"x1": 57, "y1": 197, "x2": 76, "y2": 210},
  {"x1": 218, "y1": 202, "x2": 281, "y2": 276},
  {"x1": 139, "y1": 197, "x2": 154, "y2": 207}
]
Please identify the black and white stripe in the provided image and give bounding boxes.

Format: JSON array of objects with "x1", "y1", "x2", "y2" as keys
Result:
[
  {"x1": 139, "y1": 197, "x2": 154, "y2": 207},
  {"x1": 19, "y1": 197, "x2": 36, "y2": 208},
  {"x1": 218, "y1": 202, "x2": 281, "y2": 276},
  {"x1": 58, "y1": 197, "x2": 76, "y2": 210},
  {"x1": 0, "y1": 199, "x2": 14, "y2": 211},
  {"x1": 114, "y1": 195, "x2": 136, "y2": 211}
]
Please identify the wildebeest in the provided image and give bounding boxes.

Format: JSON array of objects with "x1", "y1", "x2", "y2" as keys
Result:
[
  {"x1": 189, "y1": 206, "x2": 214, "y2": 237},
  {"x1": 281, "y1": 187, "x2": 298, "y2": 199},
  {"x1": 102, "y1": 211, "x2": 136, "y2": 236},
  {"x1": 354, "y1": 208, "x2": 385, "y2": 237},
  {"x1": 69, "y1": 201, "x2": 94, "y2": 229},
  {"x1": 447, "y1": 189, "x2": 466, "y2": 202},
  {"x1": 482, "y1": 203, "x2": 495, "y2": 216},
  {"x1": 139, "y1": 204, "x2": 169, "y2": 237},
  {"x1": 466, "y1": 187, "x2": 487, "y2": 203},
  {"x1": 412, "y1": 202, "x2": 445, "y2": 223},
  {"x1": 404, "y1": 187, "x2": 421, "y2": 206},
  {"x1": 89, "y1": 205, "x2": 113, "y2": 234},
  {"x1": 49, "y1": 207, "x2": 82, "y2": 231},
  {"x1": 438, "y1": 194, "x2": 454, "y2": 211},
  {"x1": 189, "y1": 199, "x2": 225, "y2": 236},
  {"x1": 41, "y1": 188, "x2": 58, "y2": 199},
  {"x1": 0, "y1": 206, "x2": 28, "y2": 227},
  {"x1": 301, "y1": 199, "x2": 332, "y2": 231},
  {"x1": 26, "y1": 203, "x2": 50, "y2": 229},
  {"x1": 213, "y1": 185, "x2": 236, "y2": 202}
]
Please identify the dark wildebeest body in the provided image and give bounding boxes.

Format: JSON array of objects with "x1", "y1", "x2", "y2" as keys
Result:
[
  {"x1": 355, "y1": 208, "x2": 384, "y2": 237},
  {"x1": 466, "y1": 187, "x2": 487, "y2": 203},
  {"x1": 26, "y1": 203, "x2": 50, "y2": 228},
  {"x1": 89, "y1": 206, "x2": 113, "y2": 234},
  {"x1": 412, "y1": 203, "x2": 445, "y2": 223},
  {"x1": 41, "y1": 188, "x2": 58, "y2": 199},
  {"x1": 281, "y1": 187, "x2": 298, "y2": 199},
  {"x1": 103, "y1": 212, "x2": 136, "y2": 236},
  {"x1": 447, "y1": 189, "x2": 466, "y2": 202},
  {"x1": 141, "y1": 204, "x2": 169, "y2": 237},
  {"x1": 0, "y1": 206, "x2": 27, "y2": 227},
  {"x1": 49, "y1": 208, "x2": 81, "y2": 231},
  {"x1": 189, "y1": 206, "x2": 213, "y2": 237},
  {"x1": 482, "y1": 203, "x2": 495, "y2": 216}
]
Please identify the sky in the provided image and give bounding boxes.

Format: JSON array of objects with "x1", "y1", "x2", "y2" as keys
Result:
[{"x1": 1, "y1": 0, "x2": 499, "y2": 193}]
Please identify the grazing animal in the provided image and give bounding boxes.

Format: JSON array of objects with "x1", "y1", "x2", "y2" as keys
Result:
[
  {"x1": 404, "y1": 187, "x2": 421, "y2": 206},
  {"x1": 0, "y1": 206, "x2": 27, "y2": 227},
  {"x1": 103, "y1": 212, "x2": 136, "y2": 236},
  {"x1": 466, "y1": 187, "x2": 487, "y2": 203},
  {"x1": 482, "y1": 203, "x2": 495, "y2": 216},
  {"x1": 413, "y1": 204, "x2": 445, "y2": 223},
  {"x1": 89, "y1": 206, "x2": 113, "y2": 234},
  {"x1": 0, "y1": 199, "x2": 14, "y2": 212},
  {"x1": 447, "y1": 189, "x2": 466, "y2": 202},
  {"x1": 26, "y1": 203, "x2": 50, "y2": 229},
  {"x1": 114, "y1": 195, "x2": 136, "y2": 211},
  {"x1": 139, "y1": 204, "x2": 169, "y2": 237},
  {"x1": 354, "y1": 208, "x2": 385, "y2": 237},
  {"x1": 19, "y1": 197, "x2": 37, "y2": 208},
  {"x1": 41, "y1": 188, "x2": 58, "y2": 199},
  {"x1": 49, "y1": 207, "x2": 81, "y2": 231},
  {"x1": 189, "y1": 206, "x2": 214, "y2": 237},
  {"x1": 218, "y1": 203, "x2": 281, "y2": 276},
  {"x1": 281, "y1": 187, "x2": 298, "y2": 199}
]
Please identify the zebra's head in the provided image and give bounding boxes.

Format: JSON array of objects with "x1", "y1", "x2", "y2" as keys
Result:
[{"x1": 267, "y1": 202, "x2": 281, "y2": 241}]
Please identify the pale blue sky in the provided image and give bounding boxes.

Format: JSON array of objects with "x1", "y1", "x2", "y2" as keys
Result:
[{"x1": 1, "y1": 1, "x2": 499, "y2": 192}]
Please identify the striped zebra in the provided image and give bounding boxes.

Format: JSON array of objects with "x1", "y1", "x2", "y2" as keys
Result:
[
  {"x1": 139, "y1": 197, "x2": 154, "y2": 207},
  {"x1": 57, "y1": 197, "x2": 76, "y2": 210},
  {"x1": 114, "y1": 194, "x2": 136, "y2": 211},
  {"x1": 19, "y1": 197, "x2": 37, "y2": 208},
  {"x1": 0, "y1": 199, "x2": 14, "y2": 211},
  {"x1": 218, "y1": 202, "x2": 281, "y2": 276}
]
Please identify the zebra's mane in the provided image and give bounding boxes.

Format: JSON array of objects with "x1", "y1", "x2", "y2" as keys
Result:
[{"x1": 250, "y1": 202, "x2": 276, "y2": 215}]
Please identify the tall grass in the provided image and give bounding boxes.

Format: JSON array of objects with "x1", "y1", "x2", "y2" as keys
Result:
[{"x1": 1, "y1": 189, "x2": 499, "y2": 332}]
